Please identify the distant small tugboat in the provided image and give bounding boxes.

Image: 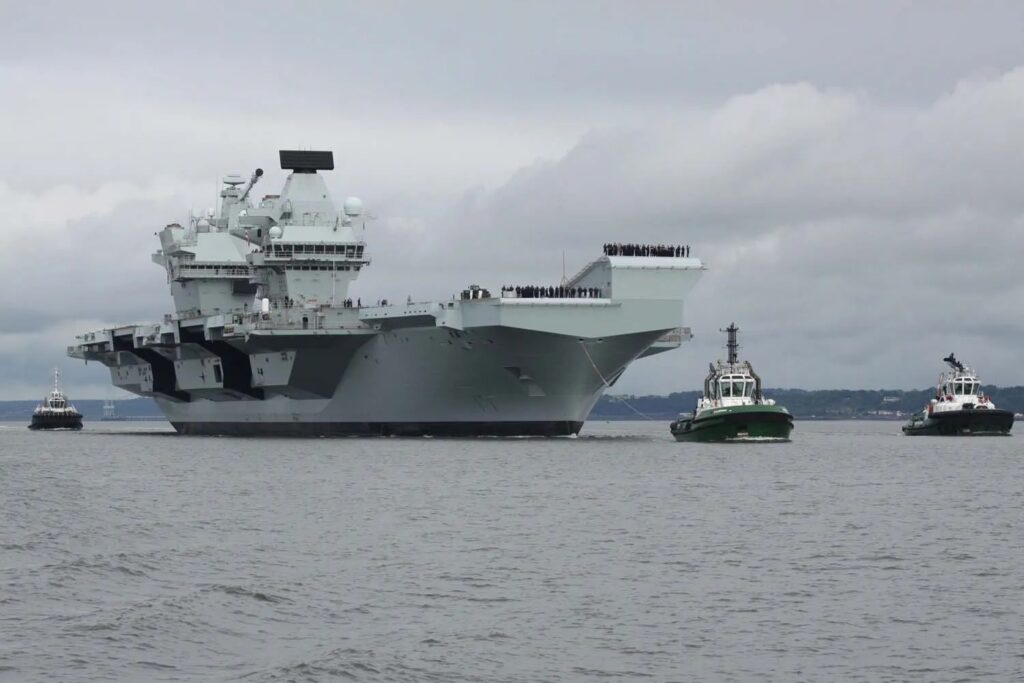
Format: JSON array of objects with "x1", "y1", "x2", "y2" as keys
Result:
[
  {"x1": 100, "y1": 399, "x2": 127, "y2": 421},
  {"x1": 670, "y1": 324, "x2": 793, "y2": 442},
  {"x1": 28, "y1": 369, "x2": 83, "y2": 430},
  {"x1": 902, "y1": 354, "x2": 1013, "y2": 436}
]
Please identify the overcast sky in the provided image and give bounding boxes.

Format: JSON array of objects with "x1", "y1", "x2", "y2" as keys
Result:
[{"x1": 2, "y1": 1, "x2": 1024, "y2": 399}]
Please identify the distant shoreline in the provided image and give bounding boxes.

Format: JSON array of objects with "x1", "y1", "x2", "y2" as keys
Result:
[{"x1": 2, "y1": 387, "x2": 1022, "y2": 423}]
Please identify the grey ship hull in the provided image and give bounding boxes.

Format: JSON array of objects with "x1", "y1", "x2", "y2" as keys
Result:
[
  {"x1": 173, "y1": 421, "x2": 582, "y2": 437},
  {"x1": 72, "y1": 254, "x2": 703, "y2": 436},
  {"x1": 159, "y1": 325, "x2": 662, "y2": 436}
]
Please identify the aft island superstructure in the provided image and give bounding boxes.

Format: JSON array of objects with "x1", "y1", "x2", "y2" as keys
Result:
[{"x1": 69, "y1": 150, "x2": 704, "y2": 436}]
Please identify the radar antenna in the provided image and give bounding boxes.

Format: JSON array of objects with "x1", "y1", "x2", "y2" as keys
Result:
[
  {"x1": 942, "y1": 353, "x2": 965, "y2": 372},
  {"x1": 721, "y1": 323, "x2": 740, "y2": 364}
]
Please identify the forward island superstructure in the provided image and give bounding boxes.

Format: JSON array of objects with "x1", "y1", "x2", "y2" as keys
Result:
[{"x1": 69, "y1": 150, "x2": 704, "y2": 436}]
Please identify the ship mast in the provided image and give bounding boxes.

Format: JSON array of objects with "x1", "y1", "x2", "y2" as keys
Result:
[
  {"x1": 722, "y1": 323, "x2": 739, "y2": 365},
  {"x1": 942, "y1": 353, "x2": 965, "y2": 372}
]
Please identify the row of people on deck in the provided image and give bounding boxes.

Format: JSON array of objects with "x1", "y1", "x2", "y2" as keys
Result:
[
  {"x1": 501, "y1": 285, "x2": 603, "y2": 299},
  {"x1": 603, "y1": 243, "x2": 689, "y2": 257},
  {"x1": 264, "y1": 297, "x2": 366, "y2": 309}
]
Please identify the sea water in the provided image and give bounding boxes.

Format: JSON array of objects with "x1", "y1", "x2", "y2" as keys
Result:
[{"x1": 1, "y1": 420, "x2": 1021, "y2": 681}]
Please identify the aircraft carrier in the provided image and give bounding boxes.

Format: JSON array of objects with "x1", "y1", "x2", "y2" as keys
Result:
[{"x1": 68, "y1": 150, "x2": 704, "y2": 436}]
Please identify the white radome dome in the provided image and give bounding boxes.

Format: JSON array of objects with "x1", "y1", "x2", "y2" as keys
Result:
[
  {"x1": 343, "y1": 197, "x2": 363, "y2": 217},
  {"x1": 269, "y1": 226, "x2": 283, "y2": 239}
]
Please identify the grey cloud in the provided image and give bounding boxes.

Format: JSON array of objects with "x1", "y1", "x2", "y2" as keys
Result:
[
  {"x1": 7, "y1": 1, "x2": 1024, "y2": 109},
  {"x1": 365, "y1": 73, "x2": 1024, "y2": 392},
  {"x1": 3, "y1": 3, "x2": 1024, "y2": 397},
  {"x1": 0, "y1": 309, "x2": 61, "y2": 334}
]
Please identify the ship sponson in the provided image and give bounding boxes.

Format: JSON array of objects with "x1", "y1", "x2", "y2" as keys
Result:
[{"x1": 69, "y1": 150, "x2": 704, "y2": 436}]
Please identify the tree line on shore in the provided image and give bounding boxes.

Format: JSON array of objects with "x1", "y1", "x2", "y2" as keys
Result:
[{"x1": 2, "y1": 388, "x2": 1022, "y2": 421}]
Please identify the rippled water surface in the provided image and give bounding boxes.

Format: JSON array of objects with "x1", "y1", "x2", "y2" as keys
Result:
[{"x1": 2, "y1": 420, "x2": 1022, "y2": 681}]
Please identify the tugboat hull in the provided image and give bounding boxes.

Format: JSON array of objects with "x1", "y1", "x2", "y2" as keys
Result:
[
  {"x1": 670, "y1": 405, "x2": 793, "y2": 442},
  {"x1": 28, "y1": 413, "x2": 83, "y2": 430},
  {"x1": 902, "y1": 409, "x2": 1013, "y2": 436}
]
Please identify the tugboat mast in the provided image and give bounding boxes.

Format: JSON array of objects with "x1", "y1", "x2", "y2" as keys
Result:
[
  {"x1": 722, "y1": 323, "x2": 740, "y2": 365},
  {"x1": 943, "y1": 352, "x2": 965, "y2": 372}
]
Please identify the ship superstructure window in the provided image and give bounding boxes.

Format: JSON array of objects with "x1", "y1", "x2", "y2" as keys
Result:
[
  {"x1": 957, "y1": 380, "x2": 979, "y2": 396},
  {"x1": 717, "y1": 376, "x2": 751, "y2": 398},
  {"x1": 271, "y1": 243, "x2": 363, "y2": 259}
]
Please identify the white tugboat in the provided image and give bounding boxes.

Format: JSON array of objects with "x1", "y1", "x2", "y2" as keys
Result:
[
  {"x1": 902, "y1": 354, "x2": 1013, "y2": 436},
  {"x1": 669, "y1": 324, "x2": 793, "y2": 442},
  {"x1": 28, "y1": 369, "x2": 83, "y2": 430}
]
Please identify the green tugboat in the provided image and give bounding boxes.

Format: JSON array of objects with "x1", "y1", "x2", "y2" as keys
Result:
[
  {"x1": 902, "y1": 354, "x2": 1013, "y2": 436},
  {"x1": 670, "y1": 324, "x2": 793, "y2": 442}
]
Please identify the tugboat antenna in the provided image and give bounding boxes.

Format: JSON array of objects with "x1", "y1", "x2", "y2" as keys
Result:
[
  {"x1": 942, "y1": 353, "x2": 964, "y2": 372},
  {"x1": 721, "y1": 323, "x2": 739, "y2": 364}
]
